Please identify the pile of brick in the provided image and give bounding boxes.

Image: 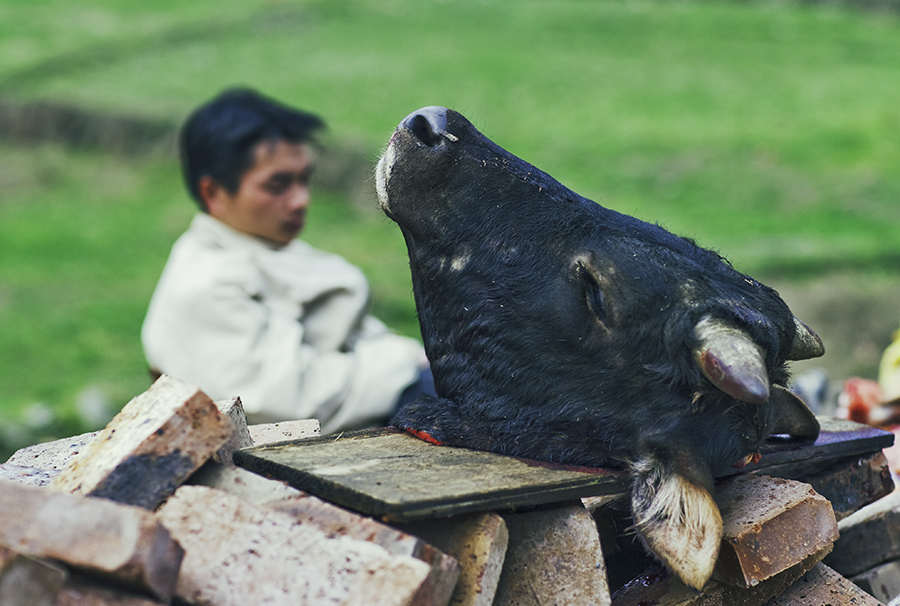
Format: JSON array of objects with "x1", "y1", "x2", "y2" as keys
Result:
[{"x1": 0, "y1": 374, "x2": 897, "y2": 606}]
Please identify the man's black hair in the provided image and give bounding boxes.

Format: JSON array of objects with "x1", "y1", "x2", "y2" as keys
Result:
[{"x1": 179, "y1": 88, "x2": 325, "y2": 210}]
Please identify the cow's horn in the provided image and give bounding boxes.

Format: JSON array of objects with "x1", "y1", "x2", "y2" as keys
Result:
[
  {"x1": 693, "y1": 316, "x2": 770, "y2": 404},
  {"x1": 788, "y1": 317, "x2": 825, "y2": 361}
]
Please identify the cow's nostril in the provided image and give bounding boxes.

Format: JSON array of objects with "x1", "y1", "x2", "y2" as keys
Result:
[
  {"x1": 409, "y1": 114, "x2": 441, "y2": 147},
  {"x1": 401, "y1": 106, "x2": 450, "y2": 147}
]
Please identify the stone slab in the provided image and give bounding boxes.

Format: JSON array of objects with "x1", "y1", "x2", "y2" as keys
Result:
[
  {"x1": 712, "y1": 475, "x2": 838, "y2": 588},
  {"x1": 764, "y1": 563, "x2": 883, "y2": 605},
  {"x1": 398, "y1": 512, "x2": 509, "y2": 606},
  {"x1": 495, "y1": 504, "x2": 610, "y2": 606},
  {"x1": 851, "y1": 558, "x2": 900, "y2": 604},
  {"x1": 827, "y1": 490, "x2": 900, "y2": 576},
  {"x1": 611, "y1": 545, "x2": 832, "y2": 606},
  {"x1": 49, "y1": 375, "x2": 233, "y2": 509},
  {"x1": 0, "y1": 480, "x2": 183, "y2": 602},
  {"x1": 233, "y1": 427, "x2": 629, "y2": 522},
  {"x1": 156, "y1": 485, "x2": 446, "y2": 606}
]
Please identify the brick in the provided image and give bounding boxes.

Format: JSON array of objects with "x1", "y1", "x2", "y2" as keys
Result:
[
  {"x1": 156, "y1": 485, "x2": 444, "y2": 606},
  {"x1": 264, "y1": 493, "x2": 460, "y2": 606},
  {"x1": 495, "y1": 504, "x2": 610, "y2": 606},
  {"x1": 764, "y1": 563, "x2": 882, "y2": 605},
  {"x1": 49, "y1": 375, "x2": 233, "y2": 509},
  {"x1": 187, "y1": 461, "x2": 304, "y2": 504},
  {"x1": 397, "y1": 512, "x2": 508, "y2": 606},
  {"x1": 712, "y1": 475, "x2": 838, "y2": 588},
  {"x1": 5, "y1": 430, "x2": 98, "y2": 472},
  {"x1": 763, "y1": 451, "x2": 894, "y2": 522},
  {"x1": 212, "y1": 396, "x2": 254, "y2": 465},
  {"x1": 0, "y1": 480, "x2": 183, "y2": 602},
  {"x1": 55, "y1": 575, "x2": 166, "y2": 606},
  {"x1": 190, "y1": 460, "x2": 460, "y2": 604},
  {"x1": 826, "y1": 490, "x2": 900, "y2": 576},
  {"x1": 611, "y1": 545, "x2": 831, "y2": 606},
  {"x1": 850, "y1": 558, "x2": 900, "y2": 604},
  {"x1": 0, "y1": 463, "x2": 61, "y2": 487},
  {"x1": 247, "y1": 418, "x2": 320, "y2": 445},
  {"x1": 0, "y1": 545, "x2": 67, "y2": 606}
]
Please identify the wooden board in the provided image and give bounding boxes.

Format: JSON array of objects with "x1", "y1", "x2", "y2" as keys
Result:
[
  {"x1": 727, "y1": 416, "x2": 895, "y2": 477},
  {"x1": 233, "y1": 418, "x2": 893, "y2": 522},
  {"x1": 232, "y1": 427, "x2": 629, "y2": 522}
]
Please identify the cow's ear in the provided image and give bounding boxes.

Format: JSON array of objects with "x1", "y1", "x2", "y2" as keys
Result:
[{"x1": 575, "y1": 258, "x2": 608, "y2": 327}]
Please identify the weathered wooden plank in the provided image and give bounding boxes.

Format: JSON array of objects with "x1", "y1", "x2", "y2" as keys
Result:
[
  {"x1": 233, "y1": 428, "x2": 629, "y2": 522},
  {"x1": 722, "y1": 417, "x2": 894, "y2": 478}
]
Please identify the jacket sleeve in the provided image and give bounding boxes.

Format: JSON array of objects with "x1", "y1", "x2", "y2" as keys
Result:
[{"x1": 142, "y1": 259, "x2": 424, "y2": 431}]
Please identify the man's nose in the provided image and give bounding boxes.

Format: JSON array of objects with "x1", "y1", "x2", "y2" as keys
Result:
[{"x1": 287, "y1": 183, "x2": 310, "y2": 210}]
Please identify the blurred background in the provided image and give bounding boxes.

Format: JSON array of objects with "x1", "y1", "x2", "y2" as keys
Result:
[{"x1": 1, "y1": 0, "x2": 899, "y2": 458}]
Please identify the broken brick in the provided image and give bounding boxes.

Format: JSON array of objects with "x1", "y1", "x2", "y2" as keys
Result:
[
  {"x1": 826, "y1": 489, "x2": 900, "y2": 577},
  {"x1": 156, "y1": 485, "x2": 448, "y2": 606},
  {"x1": 850, "y1": 558, "x2": 900, "y2": 604},
  {"x1": 0, "y1": 545, "x2": 67, "y2": 606},
  {"x1": 611, "y1": 545, "x2": 832, "y2": 606},
  {"x1": 764, "y1": 563, "x2": 882, "y2": 605},
  {"x1": 49, "y1": 375, "x2": 233, "y2": 509},
  {"x1": 212, "y1": 396, "x2": 253, "y2": 465},
  {"x1": 247, "y1": 418, "x2": 321, "y2": 445},
  {"x1": 495, "y1": 504, "x2": 610, "y2": 606},
  {"x1": 398, "y1": 512, "x2": 509, "y2": 606},
  {"x1": 0, "y1": 480, "x2": 182, "y2": 602},
  {"x1": 712, "y1": 475, "x2": 838, "y2": 588}
]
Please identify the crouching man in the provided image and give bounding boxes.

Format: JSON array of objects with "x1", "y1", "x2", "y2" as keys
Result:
[{"x1": 142, "y1": 88, "x2": 432, "y2": 433}]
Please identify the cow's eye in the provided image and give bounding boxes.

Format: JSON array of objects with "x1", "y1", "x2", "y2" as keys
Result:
[{"x1": 576, "y1": 261, "x2": 608, "y2": 327}]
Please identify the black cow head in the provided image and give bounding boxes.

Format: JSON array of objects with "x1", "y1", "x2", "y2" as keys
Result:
[{"x1": 376, "y1": 106, "x2": 824, "y2": 589}]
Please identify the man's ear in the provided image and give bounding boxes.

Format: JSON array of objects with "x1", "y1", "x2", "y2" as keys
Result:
[{"x1": 198, "y1": 176, "x2": 227, "y2": 216}]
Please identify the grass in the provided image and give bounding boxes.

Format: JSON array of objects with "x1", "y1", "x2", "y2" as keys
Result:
[{"x1": 1, "y1": 0, "x2": 899, "y2": 455}]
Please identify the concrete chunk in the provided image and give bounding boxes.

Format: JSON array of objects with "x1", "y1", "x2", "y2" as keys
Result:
[
  {"x1": 49, "y1": 375, "x2": 233, "y2": 509},
  {"x1": 156, "y1": 485, "x2": 443, "y2": 606},
  {"x1": 765, "y1": 563, "x2": 883, "y2": 605},
  {"x1": 827, "y1": 490, "x2": 900, "y2": 576},
  {"x1": 0, "y1": 545, "x2": 67, "y2": 606},
  {"x1": 495, "y1": 504, "x2": 610, "y2": 606},
  {"x1": 851, "y1": 558, "x2": 900, "y2": 604},
  {"x1": 247, "y1": 418, "x2": 320, "y2": 445},
  {"x1": 212, "y1": 396, "x2": 253, "y2": 465},
  {"x1": 712, "y1": 475, "x2": 838, "y2": 588},
  {"x1": 0, "y1": 480, "x2": 183, "y2": 602}
]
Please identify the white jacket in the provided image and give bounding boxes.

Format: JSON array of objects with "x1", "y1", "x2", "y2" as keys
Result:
[{"x1": 141, "y1": 213, "x2": 425, "y2": 433}]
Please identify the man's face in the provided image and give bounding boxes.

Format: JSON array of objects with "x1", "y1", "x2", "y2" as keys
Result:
[{"x1": 204, "y1": 139, "x2": 314, "y2": 245}]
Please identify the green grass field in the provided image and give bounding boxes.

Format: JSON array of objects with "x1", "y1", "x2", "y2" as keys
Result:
[{"x1": 1, "y1": 0, "x2": 899, "y2": 456}]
